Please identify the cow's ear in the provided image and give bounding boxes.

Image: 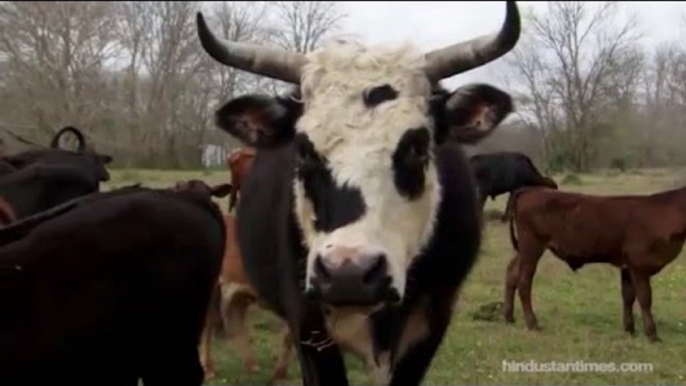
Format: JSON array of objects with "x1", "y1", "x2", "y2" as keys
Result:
[
  {"x1": 211, "y1": 183, "x2": 233, "y2": 198},
  {"x1": 434, "y1": 84, "x2": 513, "y2": 145},
  {"x1": 215, "y1": 94, "x2": 302, "y2": 148}
]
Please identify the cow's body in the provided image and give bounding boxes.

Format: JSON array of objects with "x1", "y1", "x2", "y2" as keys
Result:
[
  {"x1": 504, "y1": 186, "x2": 686, "y2": 342},
  {"x1": 0, "y1": 163, "x2": 101, "y2": 220},
  {"x1": 470, "y1": 152, "x2": 557, "y2": 220},
  {"x1": 227, "y1": 147, "x2": 256, "y2": 212},
  {"x1": 0, "y1": 185, "x2": 226, "y2": 385},
  {"x1": 0, "y1": 126, "x2": 112, "y2": 182},
  {"x1": 0, "y1": 160, "x2": 16, "y2": 175},
  {"x1": 198, "y1": 2, "x2": 521, "y2": 384}
]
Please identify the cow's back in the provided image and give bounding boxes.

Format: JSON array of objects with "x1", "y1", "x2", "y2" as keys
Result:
[
  {"x1": 515, "y1": 190, "x2": 638, "y2": 263},
  {"x1": 0, "y1": 188, "x2": 226, "y2": 384}
]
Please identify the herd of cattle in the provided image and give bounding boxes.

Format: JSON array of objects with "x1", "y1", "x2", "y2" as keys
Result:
[{"x1": 1, "y1": 1, "x2": 684, "y2": 385}]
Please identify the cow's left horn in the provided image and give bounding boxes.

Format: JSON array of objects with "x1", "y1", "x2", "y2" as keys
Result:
[
  {"x1": 196, "y1": 12, "x2": 307, "y2": 84},
  {"x1": 423, "y1": 1, "x2": 520, "y2": 81}
]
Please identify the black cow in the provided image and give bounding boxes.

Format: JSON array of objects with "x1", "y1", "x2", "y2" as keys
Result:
[
  {"x1": 0, "y1": 184, "x2": 226, "y2": 386},
  {"x1": 0, "y1": 163, "x2": 102, "y2": 220},
  {"x1": 469, "y1": 151, "x2": 557, "y2": 221},
  {"x1": 0, "y1": 126, "x2": 112, "y2": 183},
  {"x1": 197, "y1": 1, "x2": 520, "y2": 385},
  {"x1": 0, "y1": 160, "x2": 15, "y2": 175}
]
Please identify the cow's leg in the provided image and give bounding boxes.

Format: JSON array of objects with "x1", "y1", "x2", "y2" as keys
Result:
[
  {"x1": 516, "y1": 237, "x2": 545, "y2": 331},
  {"x1": 389, "y1": 296, "x2": 452, "y2": 386},
  {"x1": 271, "y1": 327, "x2": 294, "y2": 384},
  {"x1": 220, "y1": 284, "x2": 260, "y2": 373},
  {"x1": 142, "y1": 341, "x2": 206, "y2": 386},
  {"x1": 620, "y1": 268, "x2": 636, "y2": 336},
  {"x1": 629, "y1": 269, "x2": 659, "y2": 342},
  {"x1": 481, "y1": 195, "x2": 488, "y2": 213},
  {"x1": 200, "y1": 287, "x2": 220, "y2": 380},
  {"x1": 504, "y1": 254, "x2": 520, "y2": 323},
  {"x1": 199, "y1": 321, "x2": 216, "y2": 381}
]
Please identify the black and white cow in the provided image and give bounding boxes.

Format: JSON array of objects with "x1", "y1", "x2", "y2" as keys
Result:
[{"x1": 197, "y1": 2, "x2": 520, "y2": 385}]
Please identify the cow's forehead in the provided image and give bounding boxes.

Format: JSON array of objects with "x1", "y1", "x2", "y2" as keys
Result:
[
  {"x1": 300, "y1": 40, "x2": 431, "y2": 100},
  {"x1": 295, "y1": 40, "x2": 435, "y2": 165}
]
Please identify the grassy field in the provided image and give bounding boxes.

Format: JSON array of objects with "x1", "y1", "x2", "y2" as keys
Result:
[{"x1": 105, "y1": 167, "x2": 686, "y2": 386}]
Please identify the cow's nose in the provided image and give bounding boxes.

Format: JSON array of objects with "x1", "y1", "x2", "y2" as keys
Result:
[{"x1": 308, "y1": 249, "x2": 396, "y2": 306}]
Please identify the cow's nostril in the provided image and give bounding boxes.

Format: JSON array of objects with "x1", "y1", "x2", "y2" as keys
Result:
[{"x1": 363, "y1": 254, "x2": 387, "y2": 284}]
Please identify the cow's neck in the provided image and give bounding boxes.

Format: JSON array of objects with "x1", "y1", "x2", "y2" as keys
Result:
[{"x1": 657, "y1": 186, "x2": 686, "y2": 235}]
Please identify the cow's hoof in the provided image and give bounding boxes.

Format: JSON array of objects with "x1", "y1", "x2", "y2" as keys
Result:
[
  {"x1": 648, "y1": 335, "x2": 662, "y2": 343},
  {"x1": 204, "y1": 370, "x2": 216, "y2": 382},
  {"x1": 245, "y1": 361, "x2": 261, "y2": 373},
  {"x1": 270, "y1": 371, "x2": 289, "y2": 386},
  {"x1": 504, "y1": 316, "x2": 515, "y2": 324}
]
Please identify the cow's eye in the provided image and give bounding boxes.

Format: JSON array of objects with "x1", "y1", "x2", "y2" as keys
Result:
[{"x1": 363, "y1": 84, "x2": 398, "y2": 107}]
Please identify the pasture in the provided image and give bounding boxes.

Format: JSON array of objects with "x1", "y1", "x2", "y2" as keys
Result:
[{"x1": 104, "y1": 167, "x2": 686, "y2": 386}]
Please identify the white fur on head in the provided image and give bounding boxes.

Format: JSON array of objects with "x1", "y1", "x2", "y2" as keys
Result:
[{"x1": 293, "y1": 40, "x2": 443, "y2": 301}]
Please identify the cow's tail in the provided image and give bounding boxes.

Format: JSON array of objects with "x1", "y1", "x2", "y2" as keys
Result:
[
  {"x1": 508, "y1": 208, "x2": 518, "y2": 252},
  {"x1": 50, "y1": 126, "x2": 86, "y2": 152},
  {"x1": 508, "y1": 189, "x2": 528, "y2": 252}
]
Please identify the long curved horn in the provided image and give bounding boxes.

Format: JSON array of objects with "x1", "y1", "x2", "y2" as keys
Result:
[
  {"x1": 424, "y1": 1, "x2": 521, "y2": 82},
  {"x1": 50, "y1": 126, "x2": 86, "y2": 152},
  {"x1": 196, "y1": 12, "x2": 307, "y2": 84}
]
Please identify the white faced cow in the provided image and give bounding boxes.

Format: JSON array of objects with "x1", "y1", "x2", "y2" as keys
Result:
[{"x1": 197, "y1": 2, "x2": 520, "y2": 385}]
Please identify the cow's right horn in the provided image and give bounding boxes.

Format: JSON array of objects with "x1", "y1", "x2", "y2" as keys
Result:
[
  {"x1": 196, "y1": 12, "x2": 307, "y2": 84},
  {"x1": 423, "y1": 1, "x2": 521, "y2": 82}
]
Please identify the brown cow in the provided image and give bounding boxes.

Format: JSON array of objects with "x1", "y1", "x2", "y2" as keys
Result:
[
  {"x1": 226, "y1": 147, "x2": 256, "y2": 212},
  {"x1": 199, "y1": 213, "x2": 294, "y2": 383},
  {"x1": 504, "y1": 185, "x2": 686, "y2": 342}
]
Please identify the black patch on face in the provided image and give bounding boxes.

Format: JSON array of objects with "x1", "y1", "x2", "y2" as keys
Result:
[
  {"x1": 392, "y1": 128, "x2": 431, "y2": 200},
  {"x1": 295, "y1": 134, "x2": 366, "y2": 233},
  {"x1": 363, "y1": 84, "x2": 398, "y2": 107}
]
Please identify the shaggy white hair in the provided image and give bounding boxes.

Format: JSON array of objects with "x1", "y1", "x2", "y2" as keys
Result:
[{"x1": 293, "y1": 40, "x2": 443, "y2": 300}]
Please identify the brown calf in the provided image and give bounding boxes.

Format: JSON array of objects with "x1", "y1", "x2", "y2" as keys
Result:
[
  {"x1": 226, "y1": 147, "x2": 256, "y2": 212},
  {"x1": 504, "y1": 186, "x2": 686, "y2": 342},
  {"x1": 199, "y1": 213, "x2": 294, "y2": 383}
]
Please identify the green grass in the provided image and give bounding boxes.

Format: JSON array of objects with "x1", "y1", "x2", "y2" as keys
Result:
[{"x1": 104, "y1": 167, "x2": 686, "y2": 386}]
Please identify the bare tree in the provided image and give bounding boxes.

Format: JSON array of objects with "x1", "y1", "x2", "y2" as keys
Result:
[
  {"x1": 0, "y1": 2, "x2": 120, "y2": 144},
  {"x1": 270, "y1": 1, "x2": 346, "y2": 54},
  {"x1": 0, "y1": 1, "x2": 350, "y2": 168},
  {"x1": 503, "y1": 1, "x2": 641, "y2": 172},
  {"x1": 637, "y1": 42, "x2": 686, "y2": 167}
]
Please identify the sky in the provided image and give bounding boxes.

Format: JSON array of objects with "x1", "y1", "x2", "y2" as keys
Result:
[{"x1": 332, "y1": 1, "x2": 686, "y2": 89}]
